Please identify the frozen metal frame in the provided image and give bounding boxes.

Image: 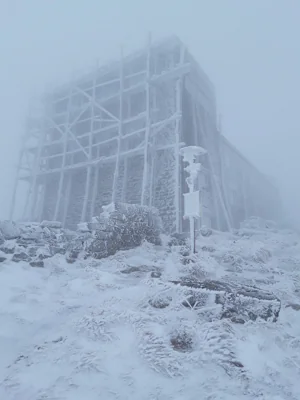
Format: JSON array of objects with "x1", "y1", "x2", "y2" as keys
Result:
[
  {"x1": 11, "y1": 35, "x2": 279, "y2": 232},
  {"x1": 13, "y1": 36, "x2": 190, "y2": 230}
]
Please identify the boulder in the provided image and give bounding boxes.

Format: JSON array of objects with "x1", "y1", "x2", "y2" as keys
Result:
[
  {"x1": 200, "y1": 227, "x2": 213, "y2": 237},
  {"x1": 12, "y1": 252, "x2": 31, "y2": 263},
  {"x1": 49, "y1": 246, "x2": 66, "y2": 256},
  {"x1": 30, "y1": 260, "x2": 44, "y2": 268},
  {"x1": 87, "y1": 202, "x2": 162, "y2": 259},
  {"x1": 40, "y1": 221, "x2": 62, "y2": 229},
  {"x1": 286, "y1": 303, "x2": 300, "y2": 311},
  {"x1": 168, "y1": 233, "x2": 187, "y2": 247},
  {"x1": 149, "y1": 296, "x2": 171, "y2": 309},
  {"x1": 151, "y1": 271, "x2": 162, "y2": 278},
  {"x1": 0, "y1": 231, "x2": 4, "y2": 246},
  {"x1": 0, "y1": 220, "x2": 20, "y2": 240},
  {"x1": 170, "y1": 278, "x2": 281, "y2": 323},
  {"x1": 170, "y1": 330, "x2": 194, "y2": 353},
  {"x1": 66, "y1": 250, "x2": 80, "y2": 264},
  {"x1": 121, "y1": 265, "x2": 161, "y2": 276},
  {"x1": 1, "y1": 242, "x2": 15, "y2": 254}
]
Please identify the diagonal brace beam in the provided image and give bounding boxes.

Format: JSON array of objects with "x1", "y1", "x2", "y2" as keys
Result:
[
  {"x1": 47, "y1": 104, "x2": 90, "y2": 159},
  {"x1": 74, "y1": 86, "x2": 119, "y2": 122}
]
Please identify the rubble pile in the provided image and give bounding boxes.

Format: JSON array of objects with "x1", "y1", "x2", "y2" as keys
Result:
[
  {"x1": 1, "y1": 215, "x2": 299, "y2": 398},
  {"x1": 0, "y1": 220, "x2": 72, "y2": 267},
  {"x1": 85, "y1": 202, "x2": 162, "y2": 259},
  {"x1": 170, "y1": 278, "x2": 281, "y2": 324},
  {"x1": 0, "y1": 202, "x2": 163, "y2": 266}
]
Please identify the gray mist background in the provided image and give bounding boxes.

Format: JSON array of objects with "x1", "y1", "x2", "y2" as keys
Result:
[{"x1": 0, "y1": 0, "x2": 299, "y2": 224}]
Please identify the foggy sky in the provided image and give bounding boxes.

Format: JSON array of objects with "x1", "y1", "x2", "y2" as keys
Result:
[{"x1": 0, "y1": 0, "x2": 299, "y2": 223}]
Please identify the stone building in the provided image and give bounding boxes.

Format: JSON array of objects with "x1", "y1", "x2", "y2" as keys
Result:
[{"x1": 11, "y1": 36, "x2": 282, "y2": 232}]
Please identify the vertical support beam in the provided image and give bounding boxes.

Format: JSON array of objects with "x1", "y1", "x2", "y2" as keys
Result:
[
  {"x1": 81, "y1": 67, "x2": 96, "y2": 223},
  {"x1": 9, "y1": 145, "x2": 24, "y2": 221},
  {"x1": 37, "y1": 182, "x2": 45, "y2": 222},
  {"x1": 90, "y1": 146, "x2": 100, "y2": 219},
  {"x1": 81, "y1": 167, "x2": 92, "y2": 222},
  {"x1": 22, "y1": 183, "x2": 31, "y2": 221},
  {"x1": 141, "y1": 33, "x2": 152, "y2": 206},
  {"x1": 53, "y1": 89, "x2": 72, "y2": 221},
  {"x1": 174, "y1": 78, "x2": 182, "y2": 232},
  {"x1": 149, "y1": 149, "x2": 155, "y2": 207},
  {"x1": 62, "y1": 173, "x2": 72, "y2": 227},
  {"x1": 29, "y1": 109, "x2": 47, "y2": 221},
  {"x1": 174, "y1": 43, "x2": 185, "y2": 233},
  {"x1": 112, "y1": 47, "x2": 124, "y2": 203},
  {"x1": 121, "y1": 157, "x2": 128, "y2": 203},
  {"x1": 149, "y1": 86, "x2": 157, "y2": 208},
  {"x1": 241, "y1": 171, "x2": 248, "y2": 220},
  {"x1": 121, "y1": 95, "x2": 131, "y2": 203}
]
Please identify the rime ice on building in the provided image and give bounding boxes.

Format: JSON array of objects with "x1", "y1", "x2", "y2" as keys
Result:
[{"x1": 11, "y1": 36, "x2": 282, "y2": 232}]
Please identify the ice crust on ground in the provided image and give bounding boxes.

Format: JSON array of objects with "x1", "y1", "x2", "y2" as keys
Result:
[{"x1": 0, "y1": 224, "x2": 300, "y2": 399}]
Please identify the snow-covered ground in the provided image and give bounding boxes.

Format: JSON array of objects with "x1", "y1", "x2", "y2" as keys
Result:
[{"x1": 0, "y1": 226, "x2": 300, "y2": 399}]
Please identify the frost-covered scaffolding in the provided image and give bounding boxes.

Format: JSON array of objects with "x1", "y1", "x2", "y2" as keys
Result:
[{"x1": 11, "y1": 35, "x2": 282, "y2": 232}]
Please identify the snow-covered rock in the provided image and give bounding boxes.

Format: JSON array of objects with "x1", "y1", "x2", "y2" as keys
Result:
[
  {"x1": 40, "y1": 220, "x2": 62, "y2": 229},
  {"x1": 0, "y1": 218, "x2": 300, "y2": 399},
  {"x1": 87, "y1": 202, "x2": 162, "y2": 259},
  {"x1": 0, "y1": 220, "x2": 20, "y2": 240}
]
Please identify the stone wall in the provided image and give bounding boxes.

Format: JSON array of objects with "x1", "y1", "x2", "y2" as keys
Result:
[
  {"x1": 41, "y1": 148, "x2": 177, "y2": 234},
  {"x1": 125, "y1": 155, "x2": 144, "y2": 205},
  {"x1": 65, "y1": 169, "x2": 87, "y2": 230},
  {"x1": 153, "y1": 149, "x2": 176, "y2": 233}
]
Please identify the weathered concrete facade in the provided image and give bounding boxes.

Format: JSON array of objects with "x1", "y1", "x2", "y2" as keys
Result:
[{"x1": 12, "y1": 36, "x2": 282, "y2": 232}]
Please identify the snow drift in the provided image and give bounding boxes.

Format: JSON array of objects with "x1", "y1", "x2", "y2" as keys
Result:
[{"x1": 0, "y1": 217, "x2": 300, "y2": 399}]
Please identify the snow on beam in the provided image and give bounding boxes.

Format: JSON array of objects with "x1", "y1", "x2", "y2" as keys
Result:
[
  {"x1": 112, "y1": 46, "x2": 124, "y2": 203},
  {"x1": 74, "y1": 86, "x2": 119, "y2": 122},
  {"x1": 141, "y1": 33, "x2": 152, "y2": 206}
]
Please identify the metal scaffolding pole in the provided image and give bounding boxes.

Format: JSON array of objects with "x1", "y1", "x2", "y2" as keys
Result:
[
  {"x1": 29, "y1": 116, "x2": 46, "y2": 221},
  {"x1": 9, "y1": 144, "x2": 24, "y2": 221},
  {"x1": 174, "y1": 42, "x2": 185, "y2": 232},
  {"x1": 62, "y1": 173, "x2": 72, "y2": 227},
  {"x1": 37, "y1": 183, "x2": 45, "y2": 222},
  {"x1": 53, "y1": 88, "x2": 72, "y2": 221},
  {"x1": 90, "y1": 146, "x2": 100, "y2": 220},
  {"x1": 81, "y1": 64, "x2": 97, "y2": 223},
  {"x1": 112, "y1": 47, "x2": 124, "y2": 203},
  {"x1": 141, "y1": 33, "x2": 152, "y2": 206}
]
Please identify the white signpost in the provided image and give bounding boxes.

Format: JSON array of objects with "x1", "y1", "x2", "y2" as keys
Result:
[{"x1": 180, "y1": 146, "x2": 207, "y2": 253}]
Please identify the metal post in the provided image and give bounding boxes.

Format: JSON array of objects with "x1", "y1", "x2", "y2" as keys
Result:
[
  {"x1": 141, "y1": 33, "x2": 151, "y2": 205},
  {"x1": 62, "y1": 173, "x2": 72, "y2": 227},
  {"x1": 9, "y1": 145, "x2": 24, "y2": 221},
  {"x1": 81, "y1": 64, "x2": 97, "y2": 223},
  {"x1": 112, "y1": 47, "x2": 124, "y2": 203},
  {"x1": 241, "y1": 170, "x2": 248, "y2": 220},
  {"x1": 53, "y1": 88, "x2": 72, "y2": 221},
  {"x1": 174, "y1": 43, "x2": 185, "y2": 233},
  {"x1": 29, "y1": 109, "x2": 49, "y2": 221},
  {"x1": 90, "y1": 146, "x2": 100, "y2": 219}
]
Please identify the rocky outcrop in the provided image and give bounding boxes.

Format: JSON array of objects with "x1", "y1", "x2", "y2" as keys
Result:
[
  {"x1": 85, "y1": 202, "x2": 162, "y2": 259},
  {"x1": 0, "y1": 203, "x2": 163, "y2": 266},
  {"x1": 0, "y1": 220, "x2": 21, "y2": 240},
  {"x1": 170, "y1": 278, "x2": 281, "y2": 323},
  {"x1": 0, "y1": 221, "x2": 68, "y2": 266}
]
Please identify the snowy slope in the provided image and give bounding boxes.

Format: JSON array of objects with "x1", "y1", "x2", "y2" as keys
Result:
[{"x1": 0, "y1": 228, "x2": 300, "y2": 400}]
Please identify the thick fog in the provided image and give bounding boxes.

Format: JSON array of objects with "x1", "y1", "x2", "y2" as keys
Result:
[{"x1": 0, "y1": 0, "x2": 299, "y2": 225}]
